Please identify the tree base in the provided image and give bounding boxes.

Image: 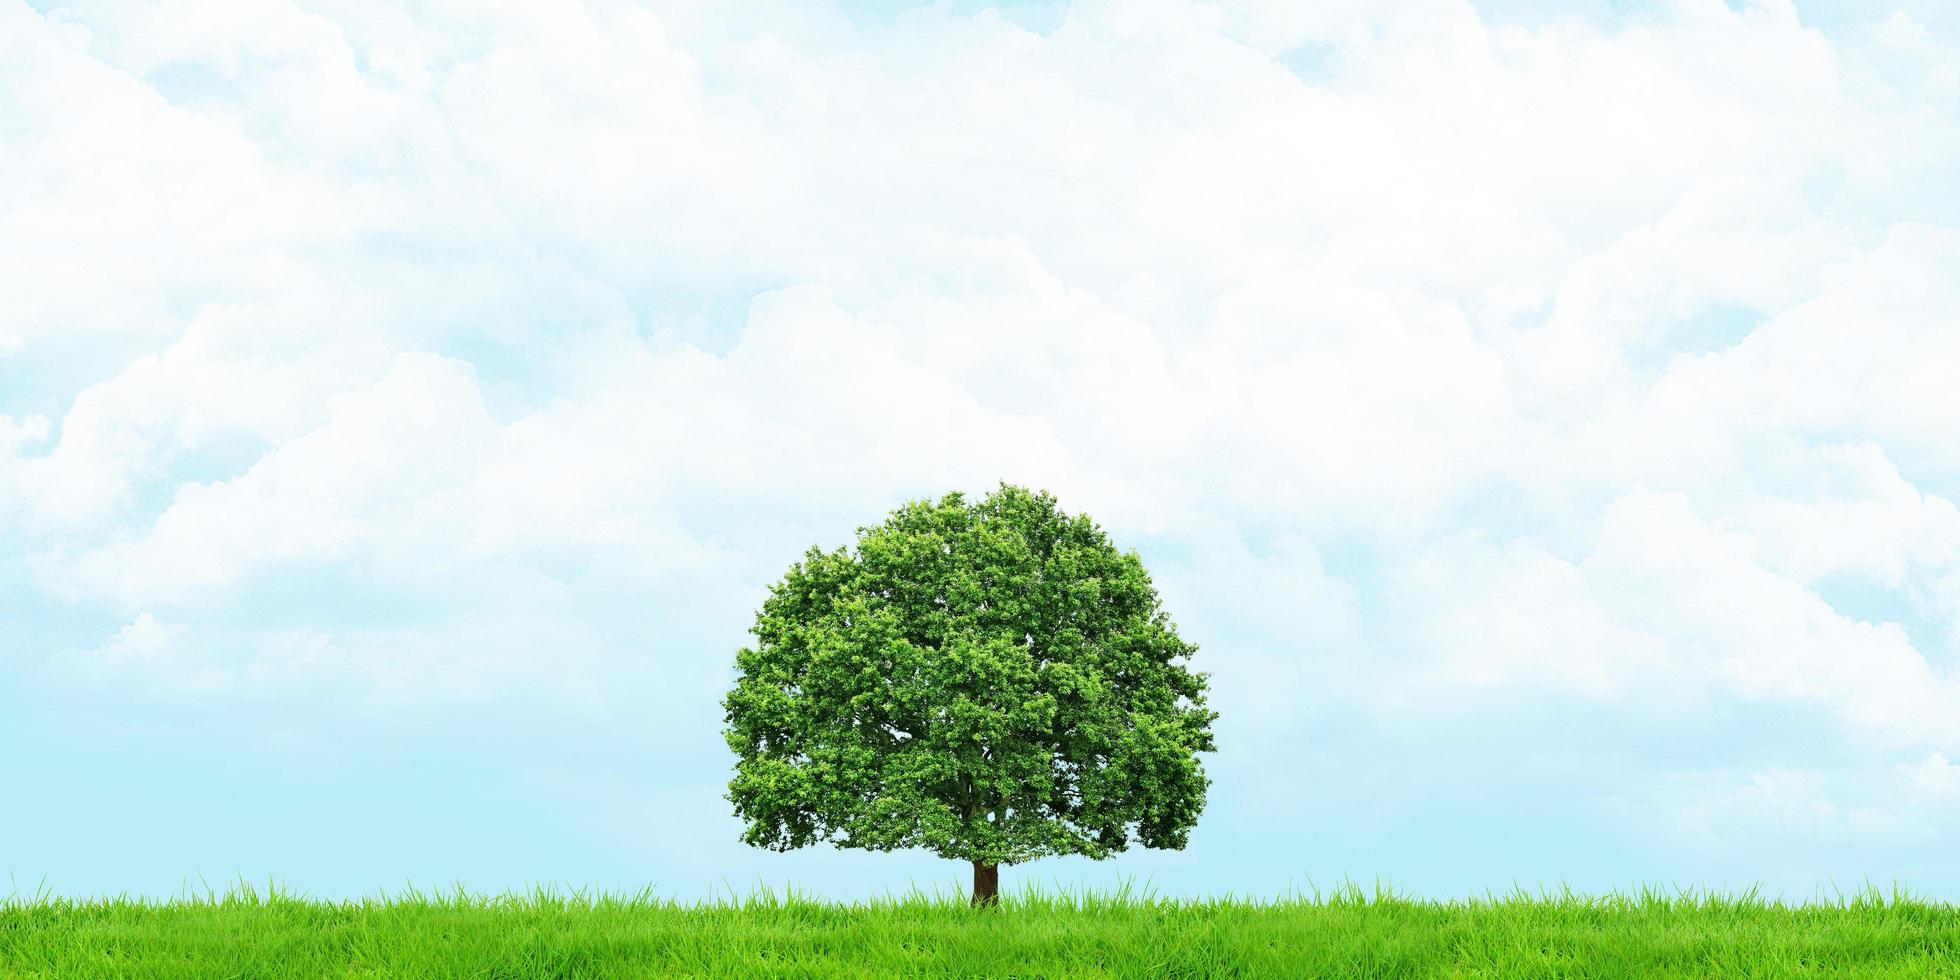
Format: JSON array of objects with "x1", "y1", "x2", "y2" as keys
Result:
[{"x1": 972, "y1": 861, "x2": 999, "y2": 907}]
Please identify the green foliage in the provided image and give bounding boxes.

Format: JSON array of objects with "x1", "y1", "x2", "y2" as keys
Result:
[
  {"x1": 8, "y1": 883, "x2": 1960, "y2": 979},
  {"x1": 722, "y1": 483, "x2": 1218, "y2": 868}
]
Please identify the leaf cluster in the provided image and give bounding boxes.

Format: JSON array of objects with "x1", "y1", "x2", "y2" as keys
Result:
[{"x1": 722, "y1": 484, "x2": 1217, "y2": 866}]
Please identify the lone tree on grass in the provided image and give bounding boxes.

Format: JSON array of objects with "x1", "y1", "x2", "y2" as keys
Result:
[{"x1": 722, "y1": 484, "x2": 1217, "y2": 906}]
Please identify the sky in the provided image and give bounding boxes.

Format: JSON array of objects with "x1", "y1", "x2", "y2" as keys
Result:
[{"x1": 4, "y1": 0, "x2": 1960, "y2": 903}]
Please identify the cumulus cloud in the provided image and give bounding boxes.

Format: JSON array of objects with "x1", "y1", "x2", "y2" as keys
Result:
[
  {"x1": 40, "y1": 612, "x2": 307, "y2": 705},
  {"x1": 1402, "y1": 490, "x2": 1960, "y2": 746}
]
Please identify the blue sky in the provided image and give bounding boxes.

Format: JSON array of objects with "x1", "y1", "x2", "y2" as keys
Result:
[{"x1": 5, "y1": 0, "x2": 1960, "y2": 903}]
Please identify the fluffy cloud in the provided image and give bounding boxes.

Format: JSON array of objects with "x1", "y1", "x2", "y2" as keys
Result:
[{"x1": 1402, "y1": 490, "x2": 1960, "y2": 746}]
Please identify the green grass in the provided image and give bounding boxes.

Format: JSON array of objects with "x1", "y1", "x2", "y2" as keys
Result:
[{"x1": 6, "y1": 880, "x2": 1960, "y2": 978}]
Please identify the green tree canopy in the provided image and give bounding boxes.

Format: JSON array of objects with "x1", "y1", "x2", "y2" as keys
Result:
[{"x1": 722, "y1": 484, "x2": 1218, "y2": 903}]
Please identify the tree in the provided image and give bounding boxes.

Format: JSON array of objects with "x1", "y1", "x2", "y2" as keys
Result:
[{"x1": 722, "y1": 483, "x2": 1218, "y2": 906}]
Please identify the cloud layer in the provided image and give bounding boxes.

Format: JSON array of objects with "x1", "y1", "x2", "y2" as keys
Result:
[{"x1": 5, "y1": 0, "x2": 1960, "y2": 897}]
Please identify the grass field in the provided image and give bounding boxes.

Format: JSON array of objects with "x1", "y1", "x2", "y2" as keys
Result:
[{"x1": 6, "y1": 880, "x2": 1960, "y2": 978}]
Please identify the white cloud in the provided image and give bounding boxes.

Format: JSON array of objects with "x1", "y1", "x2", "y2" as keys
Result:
[
  {"x1": 1590, "y1": 491, "x2": 1960, "y2": 748},
  {"x1": 0, "y1": 2, "x2": 358, "y2": 354},
  {"x1": 8, "y1": 300, "x2": 394, "y2": 529},
  {"x1": 1392, "y1": 488, "x2": 1960, "y2": 752},
  {"x1": 59, "y1": 351, "x2": 498, "y2": 604},
  {"x1": 1902, "y1": 752, "x2": 1960, "y2": 799},
  {"x1": 1724, "y1": 442, "x2": 1960, "y2": 589},
  {"x1": 37, "y1": 606, "x2": 646, "y2": 717},
  {"x1": 1400, "y1": 536, "x2": 1680, "y2": 703},
  {"x1": 1625, "y1": 226, "x2": 1960, "y2": 484},
  {"x1": 1631, "y1": 764, "x2": 1938, "y2": 853},
  {"x1": 42, "y1": 613, "x2": 211, "y2": 702}
]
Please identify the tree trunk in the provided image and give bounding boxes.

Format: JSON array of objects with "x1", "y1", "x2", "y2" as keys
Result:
[{"x1": 971, "y1": 861, "x2": 999, "y2": 907}]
